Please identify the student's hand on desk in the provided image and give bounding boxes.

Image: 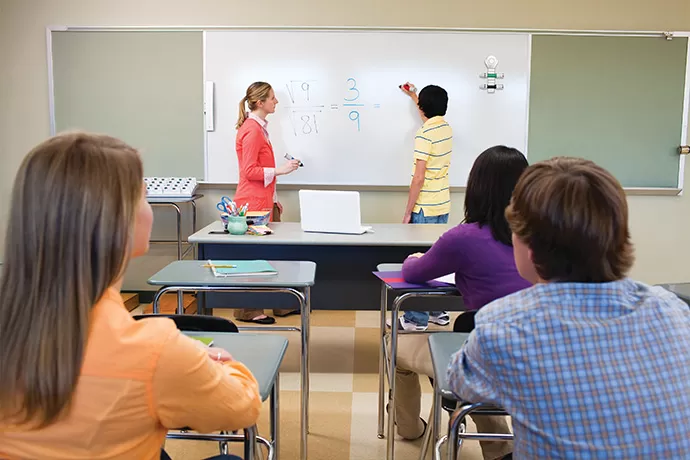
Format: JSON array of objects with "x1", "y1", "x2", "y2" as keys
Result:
[
  {"x1": 206, "y1": 347, "x2": 234, "y2": 362},
  {"x1": 402, "y1": 213, "x2": 411, "y2": 224},
  {"x1": 276, "y1": 160, "x2": 300, "y2": 176},
  {"x1": 407, "y1": 252, "x2": 424, "y2": 259}
]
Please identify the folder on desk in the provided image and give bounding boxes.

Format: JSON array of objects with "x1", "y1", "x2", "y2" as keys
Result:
[{"x1": 208, "y1": 260, "x2": 278, "y2": 277}]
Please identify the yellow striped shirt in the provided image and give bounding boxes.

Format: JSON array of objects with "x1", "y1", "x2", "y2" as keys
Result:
[{"x1": 411, "y1": 116, "x2": 452, "y2": 216}]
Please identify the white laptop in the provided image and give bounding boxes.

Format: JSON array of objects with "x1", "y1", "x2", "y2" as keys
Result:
[{"x1": 298, "y1": 190, "x2": 372, "y2": 235}]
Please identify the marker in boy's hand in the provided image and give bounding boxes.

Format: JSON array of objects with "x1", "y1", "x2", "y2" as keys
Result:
[
  {"x1": 399, "y1": 82, "x2": 417, "y2": 93},
  {"x1": 399, "y1": 82, "x2": 418, "y2": 103}
]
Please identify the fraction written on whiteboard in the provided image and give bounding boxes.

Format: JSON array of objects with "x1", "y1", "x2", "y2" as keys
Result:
[{"x1": 283, "y1": 78, "x2": 381, "y2": 136}]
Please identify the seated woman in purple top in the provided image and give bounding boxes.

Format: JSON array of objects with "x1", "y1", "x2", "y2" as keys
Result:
[{"x1": 392, "y1": 145, "x2": 531, "y2": 459}]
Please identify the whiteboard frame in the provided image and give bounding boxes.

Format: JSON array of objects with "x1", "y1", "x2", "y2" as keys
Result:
[{"x1": 45, "y1": 25, "x2": 690, "y2": 195}]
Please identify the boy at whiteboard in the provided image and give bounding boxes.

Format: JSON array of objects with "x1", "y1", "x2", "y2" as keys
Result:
[
  {"x1": 399, "y1": 83, "x2": 453, "y2": 330},
  {"x1": 400, "y1": 83, "x2": 452, "y2": 225}
]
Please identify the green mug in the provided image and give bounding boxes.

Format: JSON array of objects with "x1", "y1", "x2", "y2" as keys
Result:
[{"x1": 226, "y1": 215, "x2": 248, "y2": 235}]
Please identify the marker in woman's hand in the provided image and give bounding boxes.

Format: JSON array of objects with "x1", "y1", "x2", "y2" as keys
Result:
[{"x1": 284, "y1": 153, "x2": 304, "y2": 167}]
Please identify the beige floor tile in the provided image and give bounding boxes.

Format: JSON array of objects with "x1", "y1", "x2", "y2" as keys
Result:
[
  {"x1": 309, "y1": 327, "x2": 355, "y2": 373},
  {"x1": 237, "y1": 325, "x2": 355, "y2": 374},
  {"x1": 355, "y1": 310, "x2": 383, "y2": 328},
  {"x1": 353, "y1": 372, "x2": 383, "y2": 393},
  {"x1": 352, "y1": 372, "x2": 433, "y2": 394},
  {"x1": 300, "y1": 392, "x2": 354, "y2": 460},
  {"x1": 353, "y1": 327, "x2": 381, "y2": 373},
  {"x1": 310, "y1": 310, "x2": 356, "y2": 327},
  {"x1": 280, "y1": 372, "x2": 354, "y2": 392}
]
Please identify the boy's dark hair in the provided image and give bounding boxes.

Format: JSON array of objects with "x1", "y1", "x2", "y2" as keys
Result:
[
  {"x1": 417, "y1": 85, "x2": 448, "y2": 118},
  {"x1": 464, "y1": 145, "x2": 528, "y2": 246},
  {"x1": 506, "y1": 157, "x2": 634, "y2": 282}
]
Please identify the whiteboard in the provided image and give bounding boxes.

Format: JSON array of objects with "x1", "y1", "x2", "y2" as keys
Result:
[{"x1": 205, "y1": 30, "x2": 530, "y2": 186}]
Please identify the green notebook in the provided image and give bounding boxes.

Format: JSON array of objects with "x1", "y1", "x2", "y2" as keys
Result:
[
  {"x1": 207, "y1": 260, "x2": 278, "y2": 277},
  {"x1": 189, "y1": 336, "x2": 214, "y2": 347}
]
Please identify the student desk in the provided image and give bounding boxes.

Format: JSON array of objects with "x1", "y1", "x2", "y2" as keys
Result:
[
  {"x1": 188, "y1": 221, "x2": 452, "y2": 312},
  {"x1": 148, "y1": 260, "x2": 314, "y2": 460},
  {"x1": 179, "y1": 332, "x2": 288, "y2": 460},
  {"x1": 428, "y1": 333, "x2": 470, "y2": 460},
  {"x1": 428, "y1": 333, "x2": 512, "y2": 460},
  {"x1": 660, "y1": 283, "x2": 690, "y2": 305},
  {"x1": 373, "y1": 272, "x2": 461, "y2": 459}
]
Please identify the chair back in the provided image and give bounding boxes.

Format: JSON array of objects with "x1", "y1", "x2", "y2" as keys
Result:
[{"x1": 133, "y1": 314, "x2": 239, "y2": 333}]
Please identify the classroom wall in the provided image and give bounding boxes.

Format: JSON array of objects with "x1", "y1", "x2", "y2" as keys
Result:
[{"x1": 0, "y1": 0, "x2": 689, "y2": 289}]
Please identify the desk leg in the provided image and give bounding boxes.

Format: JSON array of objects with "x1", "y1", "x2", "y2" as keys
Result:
[
  {"x1": 300, "y1": 287, "x2": 311, "y2": 460},
  {"x1": 447, "y1": 409, "x2": 464, "y2": 460},
  {"x1": 244, "y1": 425, "x2": 257, "y2": 460},
  {"x1": 432, "y1": 384, "x2": 441, "y2": 460},
  {"x1": 378, "y1": 284, "x2": 388, "y2": 439},
  {"x1": 271, "y1": 375, "x2": 280, "y2": 460},
  {"x1": 152, "y1": 288, "x2": 165, "y2": 314},
  {"x1": 191, "y1": 200, "x2": 198, "y2": 260},
  {"x1": 386, "y1": 300, "x2": 400, "y2": 460},
  {"x1": 170, "y1": 203, "x2": 184, "y2": 313}
]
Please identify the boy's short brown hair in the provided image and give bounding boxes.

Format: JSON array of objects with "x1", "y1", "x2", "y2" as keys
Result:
[{"x1": 506, "y1": 157, "x2": 634, "y2": 282}]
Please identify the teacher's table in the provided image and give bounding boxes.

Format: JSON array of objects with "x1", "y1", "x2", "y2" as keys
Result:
[{"x1": 189, "y1": 221, "x2": 457, "y2": 312}]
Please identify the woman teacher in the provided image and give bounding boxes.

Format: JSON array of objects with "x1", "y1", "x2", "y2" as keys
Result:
[{"x1": 234, "y1": 81, "x2": 300, "y2": 324}]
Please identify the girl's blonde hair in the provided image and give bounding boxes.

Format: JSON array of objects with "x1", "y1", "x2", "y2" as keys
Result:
[
  {"x1": 236, "y1": 81, "x2": 273, "y2": 129},
  {"x1": 0, "y1": 132, "x2": 144, "y2": 427}
]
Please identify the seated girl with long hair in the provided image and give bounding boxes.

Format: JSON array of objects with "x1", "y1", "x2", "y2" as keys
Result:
[
  {"x1": 393, "y1": 146, "x2": 531, "y2": 460},
  {"x1": 0, "y1": 133, "x2": 261, "y2": 460}
]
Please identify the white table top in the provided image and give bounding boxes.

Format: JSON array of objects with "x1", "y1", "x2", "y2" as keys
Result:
[
  {"x1": 188, "y1": 221, "x2": 450, "y2": 247},
  {"x1": 147, "y1": 194, "x2": 204, "y2": 203}
]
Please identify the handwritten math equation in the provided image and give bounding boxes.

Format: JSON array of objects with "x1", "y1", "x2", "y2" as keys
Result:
[{"x1": 284, "y1": 78, "x2": 381, "y2": 136}]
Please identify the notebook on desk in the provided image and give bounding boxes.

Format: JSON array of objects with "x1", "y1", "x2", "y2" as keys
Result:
[{"x1": 206, "y1": 260, "x2": 278, "y2": 277}]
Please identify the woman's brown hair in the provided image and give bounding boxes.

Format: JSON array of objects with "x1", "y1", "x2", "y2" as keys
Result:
[
  {"x1": 236, "y1": 81, "x2": 273, "y2": 129},
  {"x1": 0, "y1": 132, "x2": 144, "y2": 427},
  {"x1": 506, "y1": 156, "x2": 634, "y2": 282}
]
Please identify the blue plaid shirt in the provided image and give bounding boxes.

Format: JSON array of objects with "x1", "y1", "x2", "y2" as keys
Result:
[{"x1": 447, "y1": 279, "x2": 690, "y2": 459}]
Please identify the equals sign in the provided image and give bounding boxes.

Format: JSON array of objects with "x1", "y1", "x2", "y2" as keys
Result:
[
  {"x1": 373, "y1": 104, "x2": 381, "y2": 109},
  {"x1": 330, "y1": 104, "x2": 339, "y2": 110}
]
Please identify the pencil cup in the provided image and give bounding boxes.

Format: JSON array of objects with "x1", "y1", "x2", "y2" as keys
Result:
[
  {"x1": 226, "y1": 215, "x2": 248, "y2": 235},
  {"x1": 219, "y1": 213, "x2": 230, "y2": 230}
]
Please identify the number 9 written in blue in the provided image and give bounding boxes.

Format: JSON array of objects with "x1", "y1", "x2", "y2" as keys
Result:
[{"x1": 349, "y1": 111, "x2": 360, "y2": 132}]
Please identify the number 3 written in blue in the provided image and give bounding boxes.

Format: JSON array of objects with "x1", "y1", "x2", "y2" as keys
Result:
[{"x1": 344, "y1": 78, "x2": 360, "y2": 101}]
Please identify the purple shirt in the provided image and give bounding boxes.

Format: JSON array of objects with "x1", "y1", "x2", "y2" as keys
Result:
[{"x1": 402, "y1": 222, "x2": 530, "y2": 310}]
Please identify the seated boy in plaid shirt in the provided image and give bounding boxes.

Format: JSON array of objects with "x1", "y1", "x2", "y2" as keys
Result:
[{"x1": 448, "y1": 157, "x2": 690, "y2": 459}]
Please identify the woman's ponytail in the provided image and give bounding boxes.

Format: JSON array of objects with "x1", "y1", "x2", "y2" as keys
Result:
[{"x1": 236, "y1": 96, "x2": 248, "y2": 129}]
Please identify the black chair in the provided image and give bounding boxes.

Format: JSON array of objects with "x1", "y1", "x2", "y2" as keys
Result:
[
  {"x1": 133, "y1": 313, "x2": 239, "y2": 333},
  {"x1": 134, "y1": 314, "x2": 245, "y2": 458}
]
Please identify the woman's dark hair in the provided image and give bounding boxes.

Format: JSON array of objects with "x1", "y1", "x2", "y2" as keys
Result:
[
  {"x1": 464, "y1": 145, "x2": 528, "y2": 246},
  {"x1": 417, "y1": 85, "x2": 448, "y2": 119}
]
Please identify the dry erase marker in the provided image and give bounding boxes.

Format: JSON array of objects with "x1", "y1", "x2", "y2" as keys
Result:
[
  {"x1": 399, "y1": 83, "x2": 416, "y2": 93},
  {"x1": 284, "y1": 153, "x2": 304, "y2": 167}
]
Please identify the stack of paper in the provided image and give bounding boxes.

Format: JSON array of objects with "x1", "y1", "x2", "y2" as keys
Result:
[{"x1": 434, "y1": 274, "x2": 455, "y2": 285}]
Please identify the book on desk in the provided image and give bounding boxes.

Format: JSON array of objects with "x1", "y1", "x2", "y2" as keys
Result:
[{"x1": 205, "y1": 260, "x2": 278, "y2": 277}]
